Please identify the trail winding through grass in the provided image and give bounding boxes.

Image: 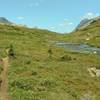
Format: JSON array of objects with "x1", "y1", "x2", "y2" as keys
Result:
[{"x1": 0, "y1": 57, "x2": 10, "y2": 100}]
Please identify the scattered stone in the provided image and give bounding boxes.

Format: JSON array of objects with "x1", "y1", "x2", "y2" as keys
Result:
[
  {"x1": 87, "y1": 67, "x2": 100, "y2": 77},
  {"x1": 86, "y1": 38, "x2": 90, "y2": 41},
  {"x1": 93, "y1": 51, "x2": 97, "y2": 54}
]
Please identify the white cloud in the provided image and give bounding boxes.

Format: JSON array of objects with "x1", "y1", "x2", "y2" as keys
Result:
[
  {"x1": 28, "y1": 0, "x2": 45, "y2": 8},
  {"x1": 82, "y1": 12, "x2": 99, "y2": 19},
  {"x1": 17, "y1": 16, "x2": 25, "y2": 20},
  {"x1": 49, "y1": 26, "x2": 55, "y2": 30},
  {"x1": 68, "y1": 22, "x2": 74, "y2": 25},
  {"x1": 59, "y1": 21, "x2": 74, "y2": 27}
]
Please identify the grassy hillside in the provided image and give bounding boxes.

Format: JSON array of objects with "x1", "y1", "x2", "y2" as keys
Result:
[
  {"x1": 64, "y1": 18, "x2": 100, "y2": 47},
  {"x1": 0, "y1": 24, "x2": 100, "y2": 100}
]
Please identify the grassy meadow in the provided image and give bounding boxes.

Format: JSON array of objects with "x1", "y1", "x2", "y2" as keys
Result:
[
  {"x1": 0, "y1": 24, "x2": 100, "y2": 100},
  {"x1": 63, "y1": 19, "x2": 100, "y2": 48}
]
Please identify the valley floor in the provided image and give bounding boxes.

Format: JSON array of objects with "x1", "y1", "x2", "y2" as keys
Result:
[
  {"x1": 7, "y1": 51, "x2": 100, "y2": 100},
  {"x1": 0, "y1": 24, "x2": 100, "y2": 100}
]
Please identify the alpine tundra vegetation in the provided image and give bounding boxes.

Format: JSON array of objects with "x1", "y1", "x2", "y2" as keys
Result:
[{"x1": 0, "y1": 0, "x2": 100, "y2": 100}]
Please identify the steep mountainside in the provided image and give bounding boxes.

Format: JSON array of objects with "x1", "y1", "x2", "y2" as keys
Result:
[
  {"x1": 76, "y1": 18, "x2": 92, "y2": 30},
  {"x1": 65, "y1": 17, "x2": 100, "y2": 47},
  {"x1": 76, "y1": 16, "x2": 100, "y2": 30},
  {"x1": 0, "y1": 17, "x2": 12, "y2": 25}
]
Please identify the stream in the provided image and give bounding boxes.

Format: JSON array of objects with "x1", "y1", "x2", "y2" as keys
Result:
[{"x1": 55, "y1": 41, "x2": 100, "y2": 55}]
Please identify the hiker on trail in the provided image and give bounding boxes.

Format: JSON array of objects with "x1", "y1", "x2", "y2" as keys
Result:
[
  {"x1": 0, "y1": 59, "x2": 3, "y2": 86},
  {"x1": 48, "y1": 49, "x2": 53, "y2": 58},
  {"x1": 0, "y1": 78, "x2": 2, "y2": 86},
  {"x1": 6, "y1": 45, "x2": 15, "y2": 58}
]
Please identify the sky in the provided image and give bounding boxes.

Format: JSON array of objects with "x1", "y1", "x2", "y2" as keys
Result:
[{"x1": 0, "y1": 0, "x2": 100, "y2": 33}]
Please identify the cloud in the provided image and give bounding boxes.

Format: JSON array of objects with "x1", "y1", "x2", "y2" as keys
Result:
[
  {"x1": 48, "y1": 19, "x2": 74, "y2": 32},
  {"x1": 59, "y1": 21, "x2": 74, "y2": 27},
  {"x1": 82, "y1": 12, "x2": 99, "y2": 19},
  {"x1": 28, "y1": 0, "x2": 45, "y2": 7},
  {"x1": 17, "y1": 16, "x2": 25, "y2": 20},
  {"x1": 68, "y1": 22, "x2": 74, "y2": 25},
  {"x1": 49, "y1": 26, "x2": 56, "y2": 30}
]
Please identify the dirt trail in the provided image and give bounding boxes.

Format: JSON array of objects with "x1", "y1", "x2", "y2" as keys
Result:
[{"x1": 0, "y1": 57, "x2": 10, "y2": 100}]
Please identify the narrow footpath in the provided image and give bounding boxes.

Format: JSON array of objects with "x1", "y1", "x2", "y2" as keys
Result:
[{"x1": 0, "y1": 57, "x2": 10, "y2": 100}]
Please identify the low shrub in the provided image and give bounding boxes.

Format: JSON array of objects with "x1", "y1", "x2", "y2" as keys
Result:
[
  {"x1": 40, "y1": 79, "x2": 57, "y2": 88},
  {"x1": 31, "y1": 70, "x2": 38, "y2": 76},
  {"x1": 60, "y1": 55, "x2": 72, "y2": 61},
  {"x1": 10, "y1": 80, "x2": 33, "y2": 90}
]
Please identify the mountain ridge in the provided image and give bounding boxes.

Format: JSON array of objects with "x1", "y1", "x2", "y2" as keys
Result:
[
  {"x1": 76, "y1": 16, "x2": 100, "y2": 30},
  {"x1": 0, "y1": 17, "x2": 12, "y2": 25}
]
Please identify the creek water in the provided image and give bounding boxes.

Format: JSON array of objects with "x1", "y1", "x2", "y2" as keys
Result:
[{"x1": 56, "y1": 42, "x2": 100, "y2": 55}]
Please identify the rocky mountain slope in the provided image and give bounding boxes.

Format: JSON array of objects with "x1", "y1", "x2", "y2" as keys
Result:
[
  {"x1": 76, "y1": 16, "x2": 100, "y2": 30},
  {"x1": 65, "y1": 17, "x2": 100, "y2": 47},
  {"x1": 0, "y1": 17, "x2": 12, "y2": 25}
]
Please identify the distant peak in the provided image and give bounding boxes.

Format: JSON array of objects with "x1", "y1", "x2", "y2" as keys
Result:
[
  {"x1": 0, "y1": 17, "x2": 12, "y2": 24},
  {"x1": 76, "y1": 16, "x2": 100, "y2": 30}
]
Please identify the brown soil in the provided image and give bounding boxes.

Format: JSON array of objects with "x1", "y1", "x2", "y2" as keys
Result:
[{"x1": 0, "y1": 57, "x2": 10, "y2": 100}]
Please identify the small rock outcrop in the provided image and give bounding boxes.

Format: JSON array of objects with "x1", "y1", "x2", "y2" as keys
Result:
[{"x1": 87, "y1": 67, "x2": 100, "y2": 77}]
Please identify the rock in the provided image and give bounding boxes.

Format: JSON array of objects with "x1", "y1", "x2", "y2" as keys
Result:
[
  {"x1": 87, "y1": 68, "x2": 96, "y2": 77},
  {"x1": 87, "y1": 67, "x2": 100, "y2": 77}
]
